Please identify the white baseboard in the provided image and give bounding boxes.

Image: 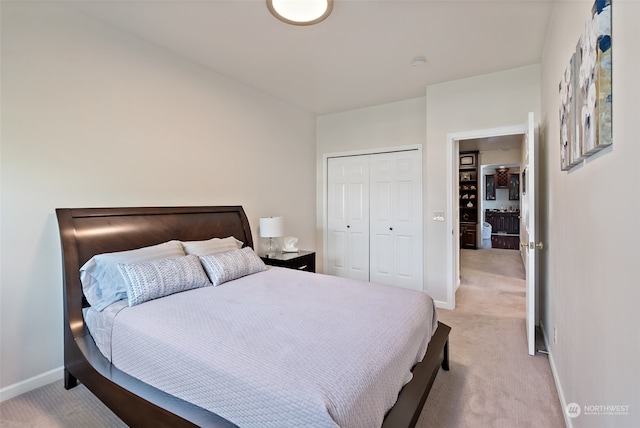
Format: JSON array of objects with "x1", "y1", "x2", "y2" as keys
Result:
[
  {"x1": 434, "y1": 299, "x2": 454, "y2": 310},
  {"x1": 540, "y1": 322, "x2": 571, "y2": 428},
  {"x1": 0, "y1": 367, "x2": 64, "y2": 403}
]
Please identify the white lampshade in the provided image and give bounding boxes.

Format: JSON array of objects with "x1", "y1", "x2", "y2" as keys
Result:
[{"x1": 259, "y1": 217, "x2": 284, "y2": 238}]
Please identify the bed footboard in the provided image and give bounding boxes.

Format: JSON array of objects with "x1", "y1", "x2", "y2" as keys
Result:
[{"x1": 382, "y1": 321, "x2": 451, "y2": 428}]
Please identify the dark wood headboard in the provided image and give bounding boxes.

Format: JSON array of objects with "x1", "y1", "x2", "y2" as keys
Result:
[
  {"x1": 57, "y1": 206, "x2": 253, "y2": 267},
  {"x1": 58, "y1": 206, "x2": 252, "y2": 296},
  {"x1": 55, "y1": 206, "x2": 252, "y2": 427}
]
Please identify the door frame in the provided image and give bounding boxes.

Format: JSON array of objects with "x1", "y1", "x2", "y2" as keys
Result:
[
  {"x1": 446, "y1": 125, "x2": 527, "y2": 310},
  {"x1": 322, "y1": 144, "x2": 423, "y2": 282}
]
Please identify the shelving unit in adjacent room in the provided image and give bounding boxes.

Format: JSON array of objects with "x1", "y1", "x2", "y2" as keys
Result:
[{"x1": 459, "y1": 151, "x2": 479, "y2": 249}]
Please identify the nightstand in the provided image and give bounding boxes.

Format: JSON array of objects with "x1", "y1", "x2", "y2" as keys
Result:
[{"x1": 260, "y1": 250, "x2": 315, "y2": 273}]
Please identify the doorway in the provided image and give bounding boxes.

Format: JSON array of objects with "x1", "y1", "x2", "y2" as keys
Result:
[
  {"x1": 447, "y1": 114, "x2": 538, "y2": 355},
  {"x1": 446, "y1": 124, "x2": 528, "y2": 308},
  {"x1": 458, "y1": 137, "x2": 524, "y2": 284}
]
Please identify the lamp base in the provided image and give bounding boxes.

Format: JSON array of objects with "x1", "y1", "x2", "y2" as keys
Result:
[{"x1": 261, "y1": 237, "x2": 280, "y2": 256}]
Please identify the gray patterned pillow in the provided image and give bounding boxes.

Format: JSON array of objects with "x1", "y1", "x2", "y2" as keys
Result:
[
  {"x1": 199, "y1": 247, "x2": 267, "y2": 286},
  {"x1": 80, "y1": 240, "x2": 186, "y2": 311},
  {"x1": 118, "y1": 255, "x2": 211, "y2": 306}
]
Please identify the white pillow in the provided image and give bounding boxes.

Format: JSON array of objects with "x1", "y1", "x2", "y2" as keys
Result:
[
  {"x1": 199, "y1": 247, "x2": 266, "y2": 286},
  {"x1": 80, "y1": 240, "x2": 185, "y2": 311},
  {"x1": 118, "y1": 255, "x2": 211, "y2": 307},
  {"x1": 181, "y1": 236, "x2": 243, "y2": 256}
]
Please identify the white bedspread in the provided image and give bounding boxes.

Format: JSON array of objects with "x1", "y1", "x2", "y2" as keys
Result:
[{"x1": 87, "y1": 267, "x2": 438, "y2": 428}]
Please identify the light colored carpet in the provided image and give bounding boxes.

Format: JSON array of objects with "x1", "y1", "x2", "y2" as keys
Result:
[
  {"x1": 0, "y1": 248, "x2": 564, "y2": 427},
  {"x1": 0, "y1": 381, "x2": 126, "y2": 428},
  {"x1": 417, "y1": 248, "x2": 565, "y2": 428}
]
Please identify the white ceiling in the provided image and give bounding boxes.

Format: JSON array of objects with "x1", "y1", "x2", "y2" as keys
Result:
[{"x1": 68, "y1": 0, "x2": 554, "y2": 116}]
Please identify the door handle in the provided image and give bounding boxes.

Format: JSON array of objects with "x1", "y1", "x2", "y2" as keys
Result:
[{"x1": 521, "y1": 241, "x2": 544, "y2": 249}]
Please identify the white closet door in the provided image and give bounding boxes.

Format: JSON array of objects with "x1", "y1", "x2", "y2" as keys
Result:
[
  {"x1": 369, "y1": 150, "x2": 423, "y2": 291},
  {"x1": 326, "y1": 156, "x2": 370, "y2": 281}
]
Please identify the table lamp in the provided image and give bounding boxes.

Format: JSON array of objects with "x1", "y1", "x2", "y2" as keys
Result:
[{"x1": 259, "y1": 217, "x2": 284, "y2": 256}]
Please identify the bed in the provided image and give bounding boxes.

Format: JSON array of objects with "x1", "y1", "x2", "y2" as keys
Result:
[{"x1": 56, "y1": 205, "x2": 450, "y2": 428}]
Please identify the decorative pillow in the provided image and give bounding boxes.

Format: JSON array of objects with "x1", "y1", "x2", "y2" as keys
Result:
[
  {"x1": 181, "y1": 236, "x2": 243, "y2": 256},
  {"x1": 199, "y1": 247, "x2": 267, "y2": 286},
  {"x1": 80, "y1": 240, "x2": 185, "y2": 311},
  {"x1": 118, "y1": 255, "x2": 211, "y2": 307}
]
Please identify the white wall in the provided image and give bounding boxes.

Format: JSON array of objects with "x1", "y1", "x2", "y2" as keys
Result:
[
  {"x1": 316, "y1": 66, "x2": 539, "y2": 304},
  {"x1": 540, "y1": 1, "x2": 640, "y2": 426},
  {"x1": 315, "y1": 97, "x2": 427, "y2": 272},
  {"x1": 0, "y1": 4, "x2": 316, "y2": 396},
  {"x1": 425, "y1": 65, "x2": 540, "y2": 303}
]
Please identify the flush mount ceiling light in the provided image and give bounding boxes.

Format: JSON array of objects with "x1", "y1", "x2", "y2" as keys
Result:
[{"x1": 267, "y1": 0, "x2": 333, "y2": 26}]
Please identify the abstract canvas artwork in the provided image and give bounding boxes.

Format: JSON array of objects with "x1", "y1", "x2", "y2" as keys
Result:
[
  {"x1": 559, "y1": 54, "x2": 580, "y2": 171},
  {"x1": 559, "y1": 0, "x2": 612, "y2": 171}
]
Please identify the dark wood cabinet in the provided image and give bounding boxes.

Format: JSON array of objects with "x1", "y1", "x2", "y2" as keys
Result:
[
  {"x1": 485, "y1": 211, "x2": 519, "y2": 234},
  {"x1": 260, "y1": 250, "x2": 315, "y2": 273},
  {"x1": 491, "y1": 234, "x2": 520, "y2": 250},
  {"x1": 495, "y1": 167, "x2": 510, "y2": 188},
  {"x1": 460, "y1": 223, "x2": 477, "y2": 249},
  {"x1": 509, "y1": 174, "x2": 520, "y2": 200},
  {"x1": 491, "y1": 167, "x2": 519, "y2": 201},
  {"x1": 485, "y1": 211, "x2": 520, "y2": 250},
  {"x1": 485, "y1": 175, "x2": 496, "y2": 200},
  {"x1": 459, "y1": 151, "x2": 479, "y2": 249}
]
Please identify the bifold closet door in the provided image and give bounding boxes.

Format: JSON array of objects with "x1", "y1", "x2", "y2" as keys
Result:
[
  {"x1": 326, "y1": 156, "x2": 370, "y2": 281},
  {"x1": 327, "y1": 150, "x2": 423, "y2": 290},
  {"x1": 369, "y1": 151, "x2": 423, "y2": 291}
]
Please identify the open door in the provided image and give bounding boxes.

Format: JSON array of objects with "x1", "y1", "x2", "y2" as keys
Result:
[
  {"x1": 447, "y1": 119, "x2": 540, "y2": 346},
  {"x1": 522, "y1": 112, "x2": 540, "y2": 356}
]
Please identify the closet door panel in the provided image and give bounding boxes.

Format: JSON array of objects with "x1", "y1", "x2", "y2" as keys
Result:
[
  {"x1": 327, "y1": 160, "x2": 348, "y2": 277},
  {"x1": 330, "y1": 182, "x2": 346, "y2": 220},
  {"x1": 395, "y1": 234, "x2": 414, "y2": 279},
  {"x1": 327, "y1": 230, "x2": 346, "y2": 270},
  {"x1": 345, "y1": 158, "x2": 369, "y2": 281},
  {"x1": 370, "y1": 156, "x2": 394, "y2": 235},
  {"x1": 348, "y1": 183, "x2": 366, "y2": 222},
  {"x1": 327, "y1": 156, "x2": 369, "y2": 281},
  {"x1": 371, "y1": 231, "x2": 393, "y2": 280},
  {"x1": 395, "y1": 151, "x2": 423, "y2": 291},
  {"x1": 370, "y1": 156, "x2": 393, "y2": 284},
  {"x1": 370, "y1": 151, "x2": 423, "y2": 291},
  {"x1": 395, "y1": 180, "x2": 413, "y2": 221},
  {"x1": 393, "y1": 178, "x2": 417, "y2": 272},
  {"x1": 348, "y1": 231, "x2": 368, "y2": 277}
]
